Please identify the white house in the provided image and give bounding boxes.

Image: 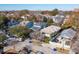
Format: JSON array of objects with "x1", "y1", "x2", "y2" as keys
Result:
[
  {"x1": 19, "y1": 21, "x2": 29, "y2": 26},
  {"x1": 40, "y1": 25, "x2": 61, "y2": 37},
  {"x1": 21, "y1": 15, "x2": 28, "y2": 20},
  {"x1": 52, "y1": 14, "x2": 65, "y2": 24},
  {"x1": 55, "y1": 28, "x2": 76, "y2": 51}
]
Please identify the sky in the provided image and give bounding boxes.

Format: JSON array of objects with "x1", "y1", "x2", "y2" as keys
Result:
[{"x1": 0, "y1": 4, "x2": 79, "y2": 11}]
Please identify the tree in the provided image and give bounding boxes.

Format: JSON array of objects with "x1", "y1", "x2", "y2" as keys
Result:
[
  {"x1": 28, "y1": 15, "x2": 36, "y2": 22},
  {"x1": 50, "y1": 9, "x2": 59, "y2": 16},
  {"x1": 0, "y1": 15, "x2": 9, "y2": 30},
  {"x1": 9, "y1": 26, "x2": 32, "y2": 40},
  {"x1": 64, "y1": 11, "x2": 72, "y2": 15},
  {"x1": 41, "y1": 11, "x2": 48, "y2": 14},
  {"x1": 0, "y1": 34, "x2": 7, "y2": 49},
  {"x1": 47, "y1": 19, "x2": 54, "y2": 26},
  {"x1": 61, "y1": 16, "x2": 74, "y2": 29},
  {"x1": 72, "y1": 16, "x2": 79, "y2": 29},
  {"x1": 0, "y1": 34, "x2": 7, "y2": 42},
  {"x1": 41, "y1": 11, "x2": 45, "y2": 14},
  {"x1": 43, "y1": 37, "x2": 50, "y2": 43},
  {"x1": 20, "y1": 10, "x2": 29, "y2": 16},
  {"x1": 43, "y1": 17, "x2": 48, "y2": 22}
]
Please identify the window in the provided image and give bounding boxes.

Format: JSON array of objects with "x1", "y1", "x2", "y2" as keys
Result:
[
  {"x1": 65, "y1": 41, "x2": 70, "y2": 45},
  {"x1": 61, "y1": 37, "x2": 63, "y2": 39}
]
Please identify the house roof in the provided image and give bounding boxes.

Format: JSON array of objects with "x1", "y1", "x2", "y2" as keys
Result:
[
  {"x1": 53, "y1": 15, "x2": 65, "y2": 23},
  {"x1": 40, "y1": 25, "x2": 61, "y2": 35},
  {"x1": 60, "y1": 28, "x2": 76, "y2": 39},
  {"x1": 31, "y1": 22, "x2": 44, "y2": 31}
]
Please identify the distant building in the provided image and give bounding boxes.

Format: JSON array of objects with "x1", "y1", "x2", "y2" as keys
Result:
[{"x1": 73, "y1": 8, "x2": 79, "y2": 12}]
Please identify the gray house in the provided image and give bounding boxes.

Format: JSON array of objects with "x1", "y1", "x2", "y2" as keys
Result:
[{"x1": 57, "y1": 28, "x2": 76, "y2": 46}]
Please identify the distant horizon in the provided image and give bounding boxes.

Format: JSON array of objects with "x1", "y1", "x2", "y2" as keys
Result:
[{"x1": 0, "y1": 4, "x2": 79, "y2": 11}]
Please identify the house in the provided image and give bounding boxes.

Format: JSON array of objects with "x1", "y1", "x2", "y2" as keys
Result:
[
  {"x1": 30, "y1": 31, "x2": 45, "y2": 41},
  {"x1": 40, "y1": 25, "x2": 61, "y2": 37},
  {"x1": 19, "y1": 21, "x2": 29, "y2": 26},
  {"x1": 26, "y1": 21, "x2": 33, "y2": 28},
  {"x1": 52, "y1": 14, "x2": 65, "y2": 24},
  {"x1": 57, "y1": 28, "x2": 76, "y2": 43},
  {"x1": 51, "y1": 28, "x2": 77, "y2": 53},
  {"x1": 19, "y1": 21, "x2": 33, "y2": 28},
  {"x1": 31, "y1": 22, "x2": 41, "y2": 31},
  {"x1": 31, "y1": 25, "x2": 41, "y2": 31},
  {"x1": 8, "y1": 19, "x2": 19, "y2": 27},
  {"x1": 31, "y1": 22, "x2": 47, "y2": 31},
  {"x1": 21, "y1": 15, "x2": 30, "y2": 20}
]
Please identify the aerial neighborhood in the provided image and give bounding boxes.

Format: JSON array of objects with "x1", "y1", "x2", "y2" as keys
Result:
[{"x1": 0, "y1": 8, "x2": 79, "y2": 54}]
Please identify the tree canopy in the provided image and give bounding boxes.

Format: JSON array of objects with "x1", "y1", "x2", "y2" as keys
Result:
[
  {"x1": 50, "y1": 9, "x2": 59, "y2": 16},
  {"x1": 20, "y1": 10, "x2": 29, "y2": 16},
  {"x1": 43, "y1": 17, "x2": 48, "y2": 22},
  {"x1": 43, "y1": 37, "x2": 50, "y2": 43},
  {"x1": 0, "y1": 15, "x2": 9, "y2": 30},
  {"x1": 0, "y1": 34, "x2": 7, "y2": 42},
  {"x1": 9, "y1": 26, "x2": 32, "y2": 39},
  {"x1": 47, "y1": 19, "x2": 54, "y2": 26}
]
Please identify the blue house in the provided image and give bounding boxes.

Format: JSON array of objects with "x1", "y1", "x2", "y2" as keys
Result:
[
  {"x1": 26, "y1": 21, "x2": 33, "y2": 28},
  {"x1": 8, "y1": 19, "x2": 20, "y2": 27}
]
